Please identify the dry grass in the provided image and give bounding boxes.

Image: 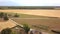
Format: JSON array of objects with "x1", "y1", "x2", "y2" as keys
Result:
[
  {"x1": 12, "y1": 18, "x2": 60, "y2": 31},
  {"x1": 0, "y1": 9, "x2": 60, "y2": 17}
]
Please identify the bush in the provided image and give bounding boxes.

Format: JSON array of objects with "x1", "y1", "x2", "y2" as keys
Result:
[
  {"x1": 22, "y1": 24, "x2": 30, "y2": 34},
  {"x1": 0, "y1": 12, "x2": 4, "y2": 18},
  {"x1": 1, "y1": 28, "x2": 12, "y2": 34},
  {"x1": 14, "y1": 13, "x2": 19, "y2": 17},
  {"x1": 3, "y1": 16, "x2": 9, "y2": 21},
  {"x1": 3, "y1": 13, "x2": 9, "y2": 21}
]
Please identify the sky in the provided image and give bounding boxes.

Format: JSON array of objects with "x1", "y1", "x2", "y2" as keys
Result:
[{"x1": 0, "y1": 0, "x2": 60, "y2": 6}]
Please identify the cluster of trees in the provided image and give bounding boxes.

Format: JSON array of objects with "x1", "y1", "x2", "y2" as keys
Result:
[
  {"x1": 0, "y1": 12, "x2": 9, "y2": 21},
  {"x1": 0, "y1": 12, "x2": 20, "y2": 21},
  {"x1": 0, "y1": 6, "x2": 55, "y2": 9}
]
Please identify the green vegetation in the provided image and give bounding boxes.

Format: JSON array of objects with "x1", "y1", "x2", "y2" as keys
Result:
[
  {"x1": 39, "y1": 25, "x2": 49, "y2": 30},
  {"x1": 0, "y1": 12, "x2": 9, "y2": 21},
  {"x1": 14, "y1": 13, "x2": 19, "y2": 17},
  {"x1": 11, "y1": 32, "x2": 16, "y2": 34},
  {"x1": 0, "y1": 12, "x2": 4, "y2": 18},
  {"x1": 19, "y1": 14, "x2": 48, "y2": 18},
  {"x1": 3, "y1": 12, "x2": 59, "y2": 18},
  {"x1": 0, "y1": 6, "x2": 55, "y2": 9},
  {"x1": 32, "y1": 25, "x2": 50, "y2": 31},
  {"x1": 3, "y1": 13, "x2": 9, "y2": 21},
  {"x1": 6, "y1": 12, "x2": 46, "y2": 18},
  {"x1": 1, "y1": 28, "x2": 12, "y2": 34},
  {"x1": 22, "y1": 24, "x2": 30, "y2": 34}
]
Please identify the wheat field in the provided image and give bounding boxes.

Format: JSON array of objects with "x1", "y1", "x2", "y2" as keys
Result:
[{"x1": 0, "y1": 9, "x2": 60, "y2": 17}]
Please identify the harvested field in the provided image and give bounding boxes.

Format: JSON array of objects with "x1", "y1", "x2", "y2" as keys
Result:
[
  {"x1": 12, "y1": 18, "x2": 60, "y2": 31},
  {"x1": 0, "y1": 9, "x2": 60, "y2": 17}
]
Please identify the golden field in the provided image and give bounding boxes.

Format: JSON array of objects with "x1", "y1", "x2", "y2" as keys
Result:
[{"x1": 0, "y1": 9, "x2": 60, "y2": 17}]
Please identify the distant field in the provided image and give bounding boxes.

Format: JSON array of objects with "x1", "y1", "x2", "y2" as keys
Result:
[{"x1": 0, "y1": 9, "x2": 60, "y2": 17}]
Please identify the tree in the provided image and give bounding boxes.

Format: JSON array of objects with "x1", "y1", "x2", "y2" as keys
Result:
[
  {"x1": 1, "y1": 28, "x2": 12, "y2": 34},
  {"x1": 22, "y1": 24, "x2": 30, "y2": 34},
  {"x1": 3, "y1": 13, "x2": 9, "y2": 21},
  {"x1": 14, "y1": 13, "x2": 19, "y2": 17},
  {"x1": 0, "y1": 12, "x2": 4, "y2": 18}
]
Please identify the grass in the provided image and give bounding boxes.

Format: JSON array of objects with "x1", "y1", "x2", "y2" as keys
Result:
[
  {"x1": 12, "y1": 17, "x2": 60, "y2": 31},
  {"x1": 19, "y1": 14, "x2": 47, "y2": 18},
  {"x1": 3, "y1": 12, "x2": 59, "y2": 18},
  {"x1": 12, "y1": 18, "x2": 59, "y2": 34}
]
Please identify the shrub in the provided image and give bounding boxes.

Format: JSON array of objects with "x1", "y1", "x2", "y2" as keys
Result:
[
  {"x1": 0, "y1": 12, "x2": 4, "y2": 18},
  {"x1": 22, "y1": 24, "x2": 30, "y2": 34},
  {"x1": 14, "y1": 13, "x2": 19, "y2": 17},
  {"x1": 1, "y1": 28, "x2": 12, "y2": 34},
  {"x1": 3, "y1": 13, "x2": 9, "y2": 21}
]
